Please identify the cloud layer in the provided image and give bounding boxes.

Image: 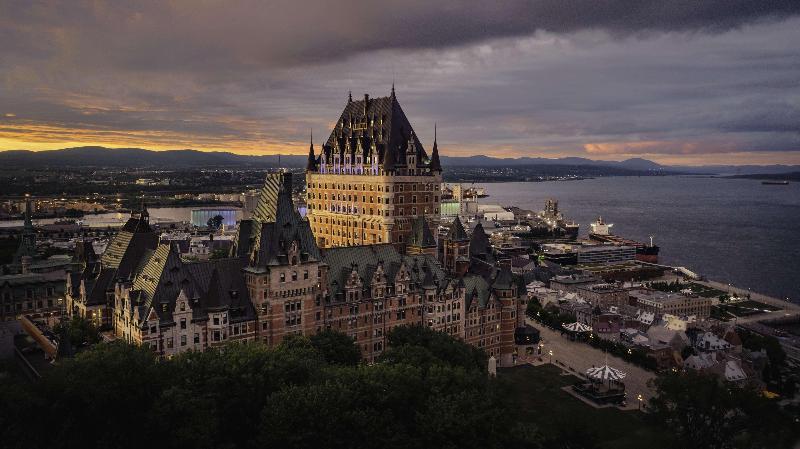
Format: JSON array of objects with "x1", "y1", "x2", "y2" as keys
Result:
[{"x1": 1, "y1": 0, "x2": 799, "y2": 164}]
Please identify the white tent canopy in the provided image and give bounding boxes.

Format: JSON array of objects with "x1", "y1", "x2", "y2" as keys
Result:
[
  {"x1": 562, "y1": 322, "x2": 592, "y2": 333},
  {"x1": 585, "y1": 365, "x2": 627, "y2": 381}
]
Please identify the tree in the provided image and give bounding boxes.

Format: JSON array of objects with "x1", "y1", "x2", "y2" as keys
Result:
[
  {"x1": 309, "y1": 329, "x2": 361, "y2": 366},
  {"x1": 209, "y1": 248, "x2": 228, "y2": 259},
  {"x1": 649, "y1": 371, "x2": 797, "y2": 449},
  {"x1": 207, "y1": 214, "x2": 224, "y2": 229},
  {"x1": 53, "y1": 316, "x2": 101, "y2": 349},
  {"x1": 382, "y1": 324, "x2": 487, "y2": 372}
]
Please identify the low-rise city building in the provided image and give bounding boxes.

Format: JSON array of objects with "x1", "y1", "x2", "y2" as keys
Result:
[{"x1": 630, "y1": 289, "x2": 712, "y2": 319}]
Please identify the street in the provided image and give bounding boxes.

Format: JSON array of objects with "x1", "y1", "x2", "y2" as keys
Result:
[{"x1": 524, "y1": 318, "x2": 657, "y2": 409}]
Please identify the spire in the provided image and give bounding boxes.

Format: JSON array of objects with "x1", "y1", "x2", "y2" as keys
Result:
[
  {"x1": 139, "y1": 196, "x2": 149, "y2": 223},
  {"x1": 429, "y1": 123, "x2": 441, "y2": 172},
  {"x1": 348, "y1": 90, "x2": 352, "y2": 103},
  {"x1": 23, "y1": 194, "x2": 33, "y2": 230},
  {"x1": 306, "y1": 129, "x2": 316, "y2": 171},
  {"x1": 446, "y1": 215, "x2": 468, "y2": 241},
  {"x1": 391, "y1": 82, "x2": 395, "y2": 99}
]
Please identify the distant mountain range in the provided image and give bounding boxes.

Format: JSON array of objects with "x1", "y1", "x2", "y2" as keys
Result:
[{"x1": 0, "y1": 146, "x2": 797, "y2": 175}]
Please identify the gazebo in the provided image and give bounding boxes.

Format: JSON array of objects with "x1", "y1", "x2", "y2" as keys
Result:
[
  {"x1": 573, "y1": 364, "x2": 627, "y2": 405},
  {"x1": 562, "y1": 322, "x2": 592, "y2": 333},
  {"x1": 585, "y1": 364, "x2": 627, "y2": 382},
  {"x1": 561, "y1": 322, "x2": 592, "y2": 341}
]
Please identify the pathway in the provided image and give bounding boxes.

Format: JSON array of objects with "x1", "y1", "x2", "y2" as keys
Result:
[{"x1": 524, "y1": 318, "x2": 657, "y2": 410}]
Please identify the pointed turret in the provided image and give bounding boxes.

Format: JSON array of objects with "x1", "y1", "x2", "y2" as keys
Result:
[
  {"x1": 306, "y1": 130, "x2": 317, "y2": 171},
  {"x1": 430, "y1": 124, "x2": 441, "y2": 172},
  {"x1": 23, "y1": 195, "x2": 33, "y2": 230},
  {"x1": 446, "y1": 216, "x2": 469, "y2": 241},
  {"x1": 407, "y1": 215, "x2": 437, "y2": 256}
]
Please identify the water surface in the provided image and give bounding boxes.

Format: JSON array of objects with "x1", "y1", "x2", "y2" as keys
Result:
[{"x1": 482, "y1": 176, "x2": 799, "y2": 302}]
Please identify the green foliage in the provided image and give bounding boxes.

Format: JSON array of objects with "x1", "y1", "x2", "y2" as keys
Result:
[
  {"x1": 649, "y1": 279, "x2": 685, "y2": 293},
  {"x1": 53, "y1": 316, "x2": 101, "y2": 348},
  {"x1": 527, "y1": 297, "x2": 656, "y2": 371},
  {"x1": 736, "y1": 327, "x2": 793, "y2": 396},
  {"x1": 209, "y1": 248, "x2": 228, "y2": 259},
  {"x1": 309, "y1": 329, "x2": 361, "y2": 366},
  {"x1": 737, "y1": 328, "x2": 786, "y2": 367},
  {"x1": 585, "y1": 335, "x2": 658, "y2": 371},
  {"x1": 649, "y1": 371, "x2": 798, "y2": 449},
  {"x1": 526, "y1": 297, "x2": 574, "y2": 330},
  {"x1": 206, "y1": 214, "x2": 224, "y2": 229},
  {"x1": 381, "y1": 324, "x2": 487, "y2": 372},
  {"x1": 0, "y1": 331, "x2": 540, "y2": 449}
]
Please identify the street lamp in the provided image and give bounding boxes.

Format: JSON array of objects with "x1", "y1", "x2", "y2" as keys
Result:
[
  {"x1": 637, "y1": 394, "x2": 644, "y2": 410},
  {"x1": 548, "y1": 349, "x2": 553, "y2": 364}
]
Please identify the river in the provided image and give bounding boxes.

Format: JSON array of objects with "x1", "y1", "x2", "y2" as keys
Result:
[{"x1": 481, "y1": 176, "x2": 800, "y2": 303}]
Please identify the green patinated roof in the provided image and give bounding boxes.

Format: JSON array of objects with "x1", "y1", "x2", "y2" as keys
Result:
[
  {"x1": 233, "y1": 172, "x2": 321, "y2": 268},
  {"x1": 462, "y1": 275, "x2": 493, "y2": 309},
  {"x1": 446, "y1": 216, "x2": 469, "y2": 241},
  {"x1": 322, "y1": 244, "x2": 445, "y2": 300},
  {"x1": 129, "y1": 243, "x2": 254, "y2": 324}
]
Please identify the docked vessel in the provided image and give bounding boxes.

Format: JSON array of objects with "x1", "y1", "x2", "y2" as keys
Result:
[
  {"x1": 588, "y1": 217, "x2": 659, "y2": 263},
  {"x1": 529, "y1": 199, "x2": 579, "y2": 239},
  {"x1": 762, "y1": 180, "x2": 789, "y2": 185}
]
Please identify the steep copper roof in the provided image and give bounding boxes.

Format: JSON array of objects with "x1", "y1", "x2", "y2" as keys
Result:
[
  {"x1": 446, "y1": 216, "x2": 469, "y2": 241},
  {"x1": 233, "y1": 171, "x2": 321, "y2": 269},
  {"x1": 128, "y1": 243, "x2": 253, "y2": 324},
  {"x1": 318, "y1": 91, "x2": 434, "y2": 172},
  {"x1": 469, "y1": 222, "x2": 494, "y2": 264}
]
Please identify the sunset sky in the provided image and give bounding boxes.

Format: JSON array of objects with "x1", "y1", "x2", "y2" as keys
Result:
[{"x1": 1, "y1": 1, "x2": 799, "y2": 165}]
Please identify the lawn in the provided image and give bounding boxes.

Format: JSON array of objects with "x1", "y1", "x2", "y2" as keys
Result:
[
  {"x1": 717, "y1": 300, "x2": 781, "y2": 317},
  {"x1": 687, "y1": 282, "x2": 725, "y2": 298},
  {"x1": 499, "y1": 364, "x2": 676, "y2": 449},
  {"x1": 735, "y1": 300, "x2": 781, "y2": 312}
]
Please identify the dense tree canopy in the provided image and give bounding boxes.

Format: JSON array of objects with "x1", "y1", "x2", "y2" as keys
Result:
[
  {"x1": 0, "y1": 327, "x2": 542, "y2": 449},
  {"x1": 649, "y1": 371, "x2": 798, "y2": 449},
  {"x1": 53, "y1": 316, "x2": 101, "y2": 349}
]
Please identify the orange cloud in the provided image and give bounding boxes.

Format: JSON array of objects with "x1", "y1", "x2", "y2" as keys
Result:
[{"x1": 583, "y1": 141, "x2": 706, "y2": 155}]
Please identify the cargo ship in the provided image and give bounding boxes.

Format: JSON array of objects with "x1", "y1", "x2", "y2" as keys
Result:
[
  {"x1": 535, "y1": 199, "x2": 579, "y2": 239},
  {"x1": 588, "y1": 217, "x2": 659, "y2": 263},
  {"x1": 762, "y1": 180, "x2": 789, "y2": 185}
]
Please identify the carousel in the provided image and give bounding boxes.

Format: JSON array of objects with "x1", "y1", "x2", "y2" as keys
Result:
[
  {"x1": 572, "y1": 363, "x2": 627, "y2": 405},
  {"x1": 561, "y1": 322, "x2": 592, "y2": 340}
]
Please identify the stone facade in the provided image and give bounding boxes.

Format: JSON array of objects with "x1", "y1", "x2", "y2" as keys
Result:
[
  {"x1": 576, "y1": 283, "x2": 629, "y2": 308},
  {"x1": 305, "y1": 90, "x2": 442, "y2": 250},
  {"x1": 1, "y1": 273, "x2": 64, "y2": 321},
  {"x1": 630, "y1": 289, "x2": 712, "y2": 319},
  {"x1": 98, "y1": 171, "x2": 524, "y2": 364}
]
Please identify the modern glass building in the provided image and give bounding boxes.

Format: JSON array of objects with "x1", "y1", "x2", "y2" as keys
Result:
[{"x1": 190, "y1": 208, "x2": 238, "y2": 227}]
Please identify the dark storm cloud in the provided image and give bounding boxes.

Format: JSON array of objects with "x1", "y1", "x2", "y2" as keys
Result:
[
  {"x1": 2, "y1": 0, "x2": 799, "y2": 71},
  {"x1": 0, "y1": 0, "x2": 799, "y2": 163}
]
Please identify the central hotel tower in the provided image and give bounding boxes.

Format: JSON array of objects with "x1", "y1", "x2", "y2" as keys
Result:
[{"x1": 305, "y1": 88, "x2": 442, "y2": 249}]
